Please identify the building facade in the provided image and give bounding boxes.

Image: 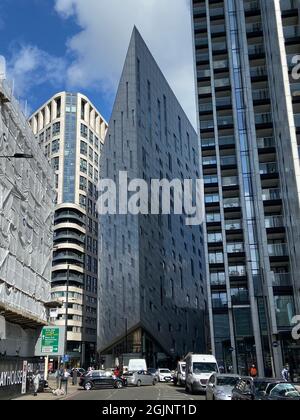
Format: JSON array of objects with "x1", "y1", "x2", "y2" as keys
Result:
[
  {"x1": 98, "y1": 28, "x2": 207, "y2": 369},
  {"x1": 191, "y1": 0, "x2": 300, "y2": 378},
  {"x1": 29, "y1": 93, "x2": 107, "y2": 367},
  {"x1": 0, "y1": 77, "x2": 55, "y2": 357}
]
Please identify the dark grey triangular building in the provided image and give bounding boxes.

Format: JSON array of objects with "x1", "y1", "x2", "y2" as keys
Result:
[{"x1": 98, "y1": 28, "x2": 207, "y2": 367}]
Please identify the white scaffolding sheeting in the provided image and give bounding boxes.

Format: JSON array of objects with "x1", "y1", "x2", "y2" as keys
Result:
[{"x1": 0, "y1": 79, "x2": 55, "y2": 323}]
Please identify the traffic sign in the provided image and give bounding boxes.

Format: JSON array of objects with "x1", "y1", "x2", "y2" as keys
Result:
[{"x1": 41, "y1": 327, "x2": 60, "y2": 354}]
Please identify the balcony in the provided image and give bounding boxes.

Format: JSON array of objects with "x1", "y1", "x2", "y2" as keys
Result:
[
  {"x1": 52, "y1": 273, "x2": 84, "y2": 285},
  {"x1": 194, "y1": 21, "x2": 207, "y2": 32},
  {"x1": 244, "y1": 1, "x2": 260, "y2": 13},
  {"x1": 265, "y1": 216, "x2": 284, "y2": 229},
  {"x1": 223, "y1": 197, "x2": 240, "y2": 208},
  {"x1": 219, "y1": 136, "x2": 235, "y2": 148},
  {"x1": 209, "y1": 252, "x2": 224, "y2": 265},
  {"x1": 53, "y1": 252, "x2": 84, "y2": 265},
  {"x1": 259, "y1": 162, "x2": 278, "y2": 175},
  {"x1": 229, "y1": 265, "x2": 246, "y2": 277},
  {"x1": 212, "y1": 42, "x2": 227, "y2": 53},
  {"x1": 273, "y1": 272, "x2": 292, "y2": 287},
  {"x1": 217, "y1": 115, "x2": 234, "y2": 127},
  {"x1": 231, "y1": 289, "x2": 250, "y2": 305},
  {"x1": 216, "y1": 96, "x2": 232, "y2": 108},
  {"x1": 252, "y1": 89, "x2": 270, "y2": 102},
  {"x1": 246, "y1": 22, "x2": 263, "y2": 34},
  {"x1": 213, "y1": 59, "x2": 229, "y2": 71},
  {"x1": 220, "y1": 156, "x2": 237, "y2": 167},
  {"x1": 262, "y1": 188, "x2": 281, "y2": 201},
  {"x1": 54, "y1": 231, "x2": 85, "y2": 244},
  {"x1": 195, "y1": 37, "x2": 209, "y2": 48},
  {"x1": 204, "y1": 175, "x2": 218, "y2": 185},
  {"x1": 211, "y1": 23, "x2": 226, "y2": 35},
  {"x1": 294, "y1": 113, "x2": 300, "y2": 127},
  {"x1": 283, "y1": 25, "x2": 300, "y2": 40},
  {"x1": 210, "y1": 272, "x2": 226, "y2": 287},
  {"x1": 206, "y1": 213, "x2": 221, "y2": 223},
  {"x1": 208, "y1": 233, "x2": 223, "y2": 244},
  {"x1": 200, "y1": 120, "x2": 215, "y2": 131},
  {"x1": 268, "y1": 243, "x2": 288, "y2": 257},
  {"x1": 222, "y1": 176, "x2": 239, "y2": 187},
  {"x1": 227, "y1": 243, "x2": 244, "y2": 254},
  {"x1": 55, "y1": 211, "x2": 85, "y2": 225},
  {"x1": 215, "y1": 78, "x2": 231, "y2": 89},
  {"x1": 291, "y1": 83, "x2": 300, "y2": 98},
  {"x1": 255, "y1": 113, "x2": 273, "y2": 126},
  {"x1": 193, "y1": 6, "x2": 206, "y2": 17},
  {"x1": 250, "y1": 65, "x2": 267, "y2": 78},
  {"x1": 210, "y1": 7, "x2": 225, "y2": 18},
  {"x1": 248, "y1": 44, "x2": 265, "y2": 57},
  {"x1": 197, "y1": 68, "x2": 211, "y2": 79},
  {"x1": 203, "y1": 156, "x2": 217, "y2": 166},
  {"x1": 257, "y1": 137, "x2": 275, "y2": 149},
  {"x1": 199, "y1": 102, "x2": 214, "y2": 113},
  {"x1": 202, "y1": 138, "x2": 215, "y2": 148},
  {"x1": 225, "y1": 220, "x2": 242, "y2": 231}
]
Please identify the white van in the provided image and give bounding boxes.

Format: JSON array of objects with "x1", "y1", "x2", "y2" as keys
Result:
[
  {"x1": 184, "y1": 354, "x2": 219, "y2": 394},
  {"x1": 175, "y1": 361, "x2": 186, "y2": 386},
  {"x1": 128, "y1": 359, "x2": 147, "y2": 372}
]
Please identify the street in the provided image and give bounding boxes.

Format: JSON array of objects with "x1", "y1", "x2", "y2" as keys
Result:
[{"x1": 64, "y1": 382, "x2": 206, "y2": 401}]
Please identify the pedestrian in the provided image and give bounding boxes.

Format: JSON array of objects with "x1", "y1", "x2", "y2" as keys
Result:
[
  {"x1": 72, "y1": 368, "x2": 78, "y2": 386},
  {"x1": 32, "y1": 370, "x2": 41, "y2": 396},
  {"x1": 281, "y1": 365, "x2": 290, "y2": 382},
  {"x1": 114, "y1": 366, "x2": 120, "y2": 377},
  {"x1": 249, "y1": 364, "x2": 258, "y2": 378},
  {"x1": 61, "y1": 368, "x2": 70, "y2": 394}
]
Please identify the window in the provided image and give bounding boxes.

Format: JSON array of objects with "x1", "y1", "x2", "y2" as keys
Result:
[
  {"x1": 81, "y1": 123, "x2": 88, "y2": 138},
  {"x1": 52, "y1": 139, "x2": 60, "y2": 153},
  {"x1": 52, "y1": 122, "x2": 60, "y2": 136},
  {"x1": 88, "y1": 164, "x2": 93, "y2": 179},
  {"x1": 79, "y1": 176, "x2": 87, "y2": 192},
  {"x1": 89, "y1": 147, "x2": 93, "y2": 161},
  {"x1": 89, "y1": 130, "x2": 94, "y2": 145},
  {"x1": 79, "y1": 194, "x2": 86, "y2": 208},
  {"x1": 80, "y1": 158, "x2": 87, "y2": 173},
  {"x1": 80, "y1": 141, "x2": 88, "y2": 156},
  {"x1": 51, "y1": 157, "x2": 59, "y2": 171}
]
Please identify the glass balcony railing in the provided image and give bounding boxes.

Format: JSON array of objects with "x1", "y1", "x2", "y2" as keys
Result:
[
  {"x1": 197, "y1": 69, "x2": 211, "y2": 78},
  {"x1": 220, "y1": 156, "x2": 237, "y2": 166},
  {"x1": 273, "y1": 272, "x2": 292, "y2": 287},
  {"x1": 255, "y1": 113, "x2": 273, "y2": 124},
  {"x1": 257, "y1": 137, "x2": 275, "y2": 148},
  {"x1": 194, "y1": 21, "x2": 207, "y2": 31},
  {"x1": 268, "y1": 243, "x2": 288, "y2": 257},
  {"x1": 250, "y1": 66, "x2": 267, "y2": 78},
  {"x1": 218, "y1": 116, "x2": 234, "y2": 126},
  {"x1": 248, "y1": 44, "x2": 265, "y2": 56},
  {"x1": 262, "y1": 188, "x2": 281, "y2": 201},
  {"x1": 196, "y1": 52, "x2": 209, "y2": 62},
  {"x1": 231, "y1": 289, "x2": 250, "y2": 305},
  {"x1": 202, "y1": 138, "x2": 215, "y2": 148},
  {"x1": 222, "y1": 176, "x2": 238, "y2": 187},
  {"x1": 210, "y1": 7, "x2": 225, "y2": 17},
  {"x1": 204, "y1": 175, "x2": 218, "y2": 184},
  {"x1": 252, "y1": 89, "x2": 270, "y2": 101},
  {"x1": 209, "y1": 253, "x2": 224, "y2": 264},
  {"x1": 244, "y1": 1, "x2": 260, "y2": 12},
  {"x1": 259, "y1": 162, "x2": 278, "y2": 175},
  {"x1": 211, "y1": 24, "x2": 226, "y2": 34},
  {"x1": 223, "y1": 197, "x2": 240, "y2": 208},
  {"x1": 216, "y1": 97, "x2": 232, "y2": 107},
  {"x1": 193, "y1": 6, "x2": 206, "y2": 16},
  {"x1": 206, "y1": 213, "x2": 221, "y2": 223},
  {"x1": 203, "y1": 157, "x2": 217, "y2": 165},
  {"x1": 246, "y1": 22, "x2": 263, "y2": 33},
  {"x1": 280, "y1": 0, "x2": 299, "y2": 11},
  {"x1": 219, "y1": 136, "x2": 235, "y2": 146},
  {"x1": 195, "y1": 37, "x2": 209, "y2": 47},
  {"x1": 208, "y1": 233, "x2": 223, "y2": 243},
  {"x1": 283, "y1": 25, "x2": 300, "y2": 39},
  {"x1": 212, "y1": 42, "x2": 227, "y2": 52},
  {"x1": 215, "y1": 78, "x2": 231, "y2": 88},
  {"x1": 265, "y1": 216, "x2": 284, "y2": 229},
  {"x1": 199, "y1": 102, "x2": 213, "y2": 112},
  {"x1": 225, "y1": 220, "x2": 242, "y2": 230},
  {"x1": 210, "y1": 272, "x2": 226, "y2": 286},
  {"x1": 294, "y1": 114, "x2": 300, "y2": 127},
  {"x1": 291, "y1": 83, "x2": 300, "y2": 96},
  {"x1": 213, "y1": 59, "x2": 229, "y2": 70},
  {"x1": 200, "y1": 120, "x2": 215, "y2": 130},
  {"x1": 227, "y1": 243, "x2": 244, "y2": 253},
  {"x1": 229, "y1": 265, "x2": 246, "y2": 277}
]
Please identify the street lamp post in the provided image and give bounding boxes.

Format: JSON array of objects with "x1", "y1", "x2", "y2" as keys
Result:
[{"x1": 63, "y1": 264, "x2": 70, "y2": 368}]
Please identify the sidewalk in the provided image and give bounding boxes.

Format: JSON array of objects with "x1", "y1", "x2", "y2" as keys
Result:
[{"x1": 14, "y1": 378, "x2": 80, "y2": 401}]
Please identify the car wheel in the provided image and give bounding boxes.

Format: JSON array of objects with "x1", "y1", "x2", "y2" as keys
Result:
[
  {"x1": 152, "y1": 380, "x2": 156, "y2": 386},
  {"x1": 115, "y1": 381, "x2": 123, "y2": 389},
  {"x1": 84, "y1": 382, "x2": 93, "y2": 391},
  {"x1": 137, "y1": 380, "x2": 142, "y2": 387}
]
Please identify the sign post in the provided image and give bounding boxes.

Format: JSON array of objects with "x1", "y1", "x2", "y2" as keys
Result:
[
  {"x1": 35, "y1": 326, "x2": 65, "y2": 358},
  {"x1": 21, "y1": 361, "x2": 28, "y2": 395}
]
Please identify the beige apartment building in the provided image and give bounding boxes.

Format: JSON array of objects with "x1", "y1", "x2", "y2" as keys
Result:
[{"x1": 29, "y1": 93, "x2": 107, "y2": 367}]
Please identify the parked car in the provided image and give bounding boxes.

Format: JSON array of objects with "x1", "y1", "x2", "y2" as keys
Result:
[
  {"x1": 79, "y1": 370, "x2": 125, "y2": 391},
  {"x1": 148, "y1": 368, "x2": 157, "y2": 377},
  {"x1": 232, "y1": 377, "x2": 300, "y2": 400},
  {"x1": 184, "y1": 353, "x2": 219, "y2": 394},
  {"x1": 122, "y1": 370, "x2": 157, "y2": 387},
  {"x1": 206, "y1": 374, "x2": 241, "y2": 400},
  {"x1": 156, "y1": 368, "x2": 173, "y2": 382},
  {"x1": 173, "y1": 361, "x2": 186, "y2": 387}
]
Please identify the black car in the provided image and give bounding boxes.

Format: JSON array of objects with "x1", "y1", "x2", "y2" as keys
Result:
[
  {"x1": 79, "y1": 370, "x2": 125, "y2": 391},
  {"x1": 232, "y1": 377, "x2": 300, "y2": 400}
]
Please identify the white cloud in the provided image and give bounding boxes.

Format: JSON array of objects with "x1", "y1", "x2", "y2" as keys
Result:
[
  {"x1": 7, "y1": 44, "x2": 66, "y2": 97},
  {"x1": 54, "y1": 0, "x2": 197, "y2": 127}
]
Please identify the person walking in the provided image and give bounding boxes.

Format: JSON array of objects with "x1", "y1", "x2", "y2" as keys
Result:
[
  {"x1": 61, "y1": 368, "x2": 70, "y2": 394},
  {"x1": 281, "y1": 365, "x2": 290, "y2": 382},
  {"x1": 32, "y1": 370, "x2": 41, "y2": 396},
  {"x1": 72, "y1": 368, "x2": 78, "y2": 386}
]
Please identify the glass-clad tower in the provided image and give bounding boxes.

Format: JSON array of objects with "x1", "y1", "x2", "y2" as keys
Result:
[
  {"x1": 30, "y1": 93, "x2": 108, "y2": 367},
  {"x1": 191, "y1": 0, "x2": 300, "y2": 378}
]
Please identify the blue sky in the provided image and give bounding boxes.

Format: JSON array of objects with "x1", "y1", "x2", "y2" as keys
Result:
[{"x1": 0, "y1": 0, "x2": 196, "y2": 125}]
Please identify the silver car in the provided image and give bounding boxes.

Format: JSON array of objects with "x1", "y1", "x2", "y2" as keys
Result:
[
  {"x1": 124, "y1": 370, "x2": 157, "y2": 387},
  {"x1": 206, "y1": 374, "x2": 241, "y2": 400}
]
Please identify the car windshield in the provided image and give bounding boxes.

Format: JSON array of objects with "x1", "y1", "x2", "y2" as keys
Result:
[
  {"x1": 268, "y1": 383, "x2": 300, "y2": 398},
  {"x1": 217, "y1": 377, "x2": 239, "y2": 386},
  {"x1": 160, "y1": 369, "x2": 171, "y2": 374},
  {"x1": 193, "y1": 363, "x2": 218, "y2": 374}
]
